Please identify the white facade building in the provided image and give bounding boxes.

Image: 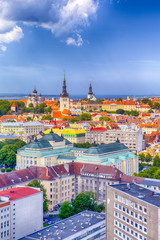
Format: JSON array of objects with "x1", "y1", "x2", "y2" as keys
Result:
[
  {"x1": 1, "y1": 121, "x2": 44, "y2": 135},
  {"x1": 0, "y1": 186, "x2": 43, "y2": 240}
]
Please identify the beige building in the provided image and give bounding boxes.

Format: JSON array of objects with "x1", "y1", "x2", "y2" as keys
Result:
[
  {"x1": 1, "y1": 121, "x2": 44, "y2": 135},
  {"x1": 106, "y1": 183, "x2": 159, "y2": 240},
  {"x1": 85, "y1": 128, "x2": 144, "y2": 153},
  {"x1": 16, "y1": 130, "x2": 73, "y2": 170}
]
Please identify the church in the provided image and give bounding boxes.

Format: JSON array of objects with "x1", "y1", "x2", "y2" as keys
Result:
[
  {"x1": 87, "y1": 82, "x2": 96, "y2": 100},
  {"x1": 27, "y1": 88, "x2": 45, "y2": 107}
]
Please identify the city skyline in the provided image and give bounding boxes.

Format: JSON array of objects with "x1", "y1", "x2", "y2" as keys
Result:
[{"x1": 0, "y1": 0, "x2": 160, "y2": 95}]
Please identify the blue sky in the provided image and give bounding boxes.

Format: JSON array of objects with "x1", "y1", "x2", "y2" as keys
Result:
[{"x1": 0, "y1": 0, "x2": 160, "y2": 96}]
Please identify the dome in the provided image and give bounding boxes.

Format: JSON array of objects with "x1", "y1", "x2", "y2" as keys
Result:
[{"x1": 33, "y1": 88, "x2": 37, "y2": 94}]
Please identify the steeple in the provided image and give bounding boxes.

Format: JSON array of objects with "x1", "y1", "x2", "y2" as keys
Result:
[
  {"x1": 88, "y1": 81, "x2": 93, "y2": 95},
  {"x1": 60, "y1": 73, "x2": 69, "y2": 97}
]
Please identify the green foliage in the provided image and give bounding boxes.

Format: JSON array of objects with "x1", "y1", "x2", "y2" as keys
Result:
[
  {"x1": 63, "y1": 118, "x2": 67, "y2": 121},
  {"x1": 89, "y1": 109, "x2": 92, "y2": 112},
  {"x1": 29, "y1": 103, "x2": 34, "y2": 108},
  {"x1": 135, "y1": 166, "x2": 159, "y2": 178},
  {"x1": 148, "y1": 109, "x2": 153, "y2": 113},
  {"x1": 1, "y1": 168, "x2": 5, "y2": 172},
  {"x1": 141, "y1": 98, "x2": 149, "y2": 104},
  {"x1": 74, "y1": 142, "x2": 93, "y2": 148},
  {"x1": 130, "y1": 110, "x2": 139, "y2": 116},
  {"x1": 6, "y1": 168, "x2": 12, "y2": 172},
  {"x1": 145, "y1": 153, "x2": 152, "y2": 162},
  {"x1": 138, "y1": 153, "x2": 146, "y2": 162},
  {"x1": 59, "y1": 191, "x2": 105, "y2": 220},
  {"x1": 26, "y1": 116, "x2": 33, "y2": 121},
  {"x1": 21, "y1": 107, "x2": 31, "y2": 114},
  {"x1": 79, "y1": 113, "x2": 92, "y2": 121},
  {"x1": 41, "y1": 115, "x2": 53, "y2": 120},
  {"x1": 58, "y1": 201, "x2": 73, "y2": 220},
  {"x1": 44, "y1": 106, "x2": 52, "y2": 114},
  {"x1": 153, "y1": 155, "x2": 160, "y2": 167},
  {"x1": 69, "y1": 117, "x2": 79, "y2": 123},
  {"x1": 27, "y1": 179, "x2": 49, "y2": 213},
  {"x1": 33, "y1": 103, "x2": 47, "y2": 114},
  {"x1": 152, "y1": 102, "x2": 160, "y2": 109},
  {"x1": 99, "y1": 116, "x2": 111, "y2": 121},
  {"x1": 116, "y1": 109, "x2": 125, "y2": 114},
  {"x1": 117, "y1": 98, "x2": 122, "y2": 102},
  {"x1": 138, "y1": 163, "x2": 152, "y2": 172},
  {"x1": 0, "y1": 100, "x2": 12, "y2": 115},
  {"x1": 0, "y1": 139, "x2": 26, "y2": 168}
]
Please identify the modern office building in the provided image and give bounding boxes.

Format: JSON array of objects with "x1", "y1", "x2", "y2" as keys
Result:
[
  {"x1": 0, "y1": 186, "x2": 43, "y2": 240},
  {"x1": 85, "y1": 128, "x2": 144, "y2": 153},
  {"x1": 106, "y1": 183, "x2": 160, "y2": 240},
  {"x1": 21, "y1": 210, "x2": 106, "y2": 240}
]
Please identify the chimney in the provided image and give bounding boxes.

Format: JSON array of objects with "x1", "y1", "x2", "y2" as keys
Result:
[
  {"x1": 64, "y1": 163, "x2": 69, "y2": 173},
  {"x1": 46, "y1": 166, "x2": 49, "y2": 177}
]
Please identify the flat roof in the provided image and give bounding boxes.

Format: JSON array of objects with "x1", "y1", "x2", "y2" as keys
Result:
[
  {"x1": 110, "y1": 183, "x2": 160, "y2": 208},
  {"x1": 0, "y1": 187, "x2": 41, "y2": 201},
  {"x1": 21, "y1": 210, "x2": 105, "y2": 240}
]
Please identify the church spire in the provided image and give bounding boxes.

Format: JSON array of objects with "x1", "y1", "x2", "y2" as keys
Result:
[
  {"x1": 60, "y1": 73, "x2": 69, "y2": 97},
  {"x1": 88, "y1": 81, "x2": 93, "y2": 95}
]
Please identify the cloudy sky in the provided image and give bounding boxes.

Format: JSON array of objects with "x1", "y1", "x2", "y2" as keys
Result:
[{"x1": 0, "y1": 0, "x2": 160, "y2": 96}]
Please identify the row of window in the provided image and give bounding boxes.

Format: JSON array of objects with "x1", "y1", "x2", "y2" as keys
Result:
[
  {"x1": 114, "y1": 227, "x2": 147, "y2": 240},
  {"x1": 114, "y1": 203, "x2": 147, "y2": 224},
  {"x1": 114, "y1": 211, "x2": 147, "y2": 234},
  {"x1": 0, "y1": 230, "x2": 9, "y2": 239},
  {"x1": 114, "y1": 194, "x2": 147, "y2": 214}
]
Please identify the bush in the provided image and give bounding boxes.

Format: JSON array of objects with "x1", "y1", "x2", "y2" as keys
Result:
[
  {"x1": 1, "y1": 168, "x2": 5, "y2": 173},
  {"x1": 6, "y1": 168, "x2": 12, "y2": 172}
]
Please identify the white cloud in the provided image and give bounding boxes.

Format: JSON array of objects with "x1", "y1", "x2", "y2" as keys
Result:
[
  {"x1": 0, "y1": 25, "x2": 24, "y2": 44},
  {"x1": 66, "y1": 34, "x2": 83, "y2": 46},
  {"x1": 0, "y1": 0, "x2": 98, "y2": 48},
  {"x1": 0, "y1": 45, "x2": 7, "y2": 52}
]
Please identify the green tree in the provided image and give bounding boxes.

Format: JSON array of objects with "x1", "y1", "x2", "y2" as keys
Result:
[
  {"x1": 69, "y1": 117, "x2": 79, "y2": 123},
  {"x1": 116, "y1": 109, "x2": 125, "y2": 114},
  {"x1": 58, "y1": 201, "x2": 73, "y2": 220},
  {"x1": 152, "y1": 102, "x2": 160, "y2": 109},
  {"x1": 27, "y1": 179, "x2": 49, "y2": 213},
  {"x1": 117, "y1": 98, "x2": 122, "y2": 102},
  {"x1": 6, "y1": 168, "x2": 12, "y2": 172},
  {"x1": 1, "y1": 168, "x2": 5, "y2": 173},
  {"x1": 6, "y1": 150, "x2": 16, "y2": 168},
  {"x1": 41, "y1": 115, "x2": 53, "y2": 121},
  {"x1": 141, "y1": 98, "x2": 149, "y2": 104},
  {"x1": 79, "y1": 113, "x2": 92, "y2": 121},
  {"x1": 153, "y1": 168, "x2": 160, "y2": 179},
  {"x1": 99, "y1": 116, "x2": 111, "y2": 121},
  {"x1": 148, "y1": 109, "x2": 153, "y2": 113},
  {"x1": 26, "y1": 116, "x2": 33, "y2": 121},
  {"x1": 138, "y1": 153, "x2": 146, "y2": 163},
  {"x1": 72, "y1": 191, "x2": 98, "y2": 214},
  {"x1": 130, "y1": 110, "x2": 139, "y2": 116},
  {"x1": 145, "y1": 153, "x2": 152, "y2": 163},
  {"x1": 29, "y1": 103, "x2": 34, "y2": 108},
  {"x1": 153, "y1": 155, "x2": 160, "y2": 167}
]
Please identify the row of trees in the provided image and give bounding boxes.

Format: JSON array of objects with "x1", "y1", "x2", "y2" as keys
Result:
[
  {"x1": 21, "y1": 103, "x2": 52, "y2": 115},
  {"x1": 0, "y1": 139, "x2": 26, "y2": 168},
  {"x1": 59, "y1": 191, "x2": 105, "y2": 220},
  {"x1": 74, "y1": 142, "x2": 94, "y2": 148},
  {"x1": 69, "y1": 113, "x2": 92, "y2": 123},
  {"x1": 141, "y1": 98, "x2": 160, "y2": 109},
  {"x1": 134, "y1": 167, "x2": 160, "y2": 179},
  {"x1": 116, "y1": 109, "x2": 139, "y2": 116},
  {"x1": 0, "y1": 100, "x2": 25, "y2": 116}
]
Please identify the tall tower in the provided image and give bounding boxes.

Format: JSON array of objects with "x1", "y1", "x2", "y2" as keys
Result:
[
  {"x1": 87, "y1": 82, "x2": 96, "y2": 100},
  {"x1": 60, "y1": 74, "x2": 69, "y2": 112}
]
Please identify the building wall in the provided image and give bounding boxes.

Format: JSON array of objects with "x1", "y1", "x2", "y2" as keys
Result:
[
  {"x1": 10, "y1": 191, "x2": 43, "y2": 240},
  {"x1": 60, "y1": 97, "x2": 69, "y2": 112},
  {"x1": 106, "y1": 185, "x2": 159, "y2": 240},
  {"x1": 0, "y1": 200, "x2": 10, "y2": 240}
]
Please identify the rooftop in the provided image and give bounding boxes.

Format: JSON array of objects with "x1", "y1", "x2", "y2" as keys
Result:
[
  {"x1": 21, "y1": 210, "x2": 105, "y2": 240},
  {"x1": 110, "y1": 183, "x2": 160, "y2": 208},
  {"x1": 0, "y1": 187, "x2": 40, "y2": 201},
  {"x1": 83, "y1": 141, "x2": 128, "y2": 155},
  {"x1": 1, "y1": 121, "x2": 43, "y2": 127}
]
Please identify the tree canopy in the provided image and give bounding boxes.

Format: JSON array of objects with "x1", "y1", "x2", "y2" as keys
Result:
[
  {"x1": 58, "y1": 191, "x2": 105, "y2": 220},
  {"x1": 27, "y1": 179, "x2": 49, "y2": 213}
]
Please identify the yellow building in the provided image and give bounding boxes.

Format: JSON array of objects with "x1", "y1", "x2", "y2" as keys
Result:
[{"x1": 1, "y1": 121, "x2": 44, "y2": 135}]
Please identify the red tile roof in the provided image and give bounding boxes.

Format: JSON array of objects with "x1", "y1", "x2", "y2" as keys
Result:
[
  {"x1": 0, "y1": 187, "x2": 40, "y2": 201},
  {"x1": 121, "y1": 174, "x2": 144, "y2": 184},
  {"x1": 90, "y1": 127, "x2": 106, "y2": 132}
]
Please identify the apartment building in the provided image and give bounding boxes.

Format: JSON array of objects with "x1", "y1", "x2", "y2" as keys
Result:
[
  {"x1": 85, "y1": 128, "x2": 144, "y2": 153},
  {"x1": 106, "y1": 183, "x2": 160, "y2": 240},
  {"x1": 0, "y1": 186, "x2": 43, "y2": 240},
  {"x1": 1, "y1": 121, "x2": 44, "y2": 135}
]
